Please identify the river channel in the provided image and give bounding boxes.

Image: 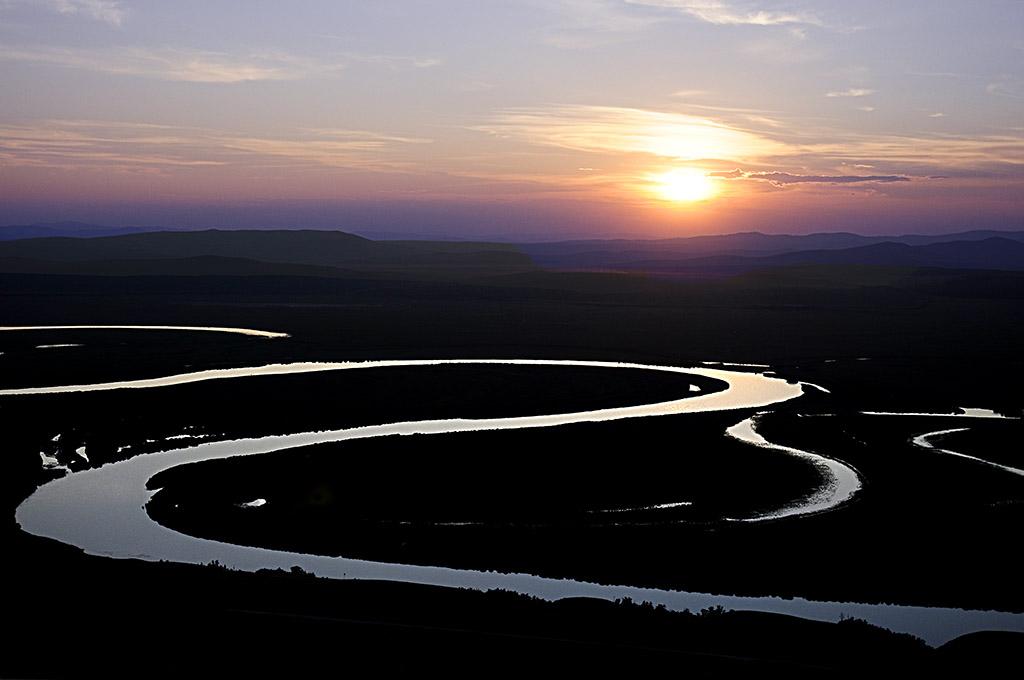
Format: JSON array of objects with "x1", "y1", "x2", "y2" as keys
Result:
[{"x1": 6, "y1": 327, "x2": 1024, "y2": 647}]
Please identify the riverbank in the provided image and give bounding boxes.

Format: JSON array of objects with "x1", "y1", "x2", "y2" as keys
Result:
[{"x1": 6, "y1": 529, "x2": 1003, "y2": 679}]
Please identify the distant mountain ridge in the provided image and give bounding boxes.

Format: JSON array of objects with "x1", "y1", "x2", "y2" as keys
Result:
[
  {"x1": 0, "y1": 228, "x2": 536, "y2": 280},
  {"x1": 519, "y1": 229, "x2": 1024, "y2": 261},
  {"x1": 0, "y1": 255, "x2": 364, "y2": 279},
  {"x1": 1, "y1": 225, "x2": 1023, "y2": 281},
  {"x1": 600, "y1": 237, "x2": 1024, "y2": 280},
  {"x1": 519, "y1": 230, "x2": 1024, "y2": 279},
  {"x1": 0, "y1": 221, "x2": 182, "y2": 241}
]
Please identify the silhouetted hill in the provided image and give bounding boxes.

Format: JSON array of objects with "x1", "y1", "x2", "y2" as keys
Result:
[
  {"x1": 520, "y1": 230, "x2": 1024, "y2": 278},
  {"x1": 3, "y1": 227, "x2": 1023, "y2": 282},
  {"x1": 0, "y1": 255, "x2": 363, "y2": 278},
  {"x1": 0, "y1": 221, "x2": 179, "y2": 241},
  {"x1": 520, "y1": 231, "x2": 879, "y2": 264},
  {"x1": 0, "y1": 229, "x2": 376, "y2": 263},
  {"x1": 935, "y1": 631, "x2": 1024, "y2": 676},
  {"x1": 628, "y1": 237, "x2": 1024, "y2": 279},
  {"x1": 0, "y1": 229, "x2": 536, "y2": 280},
  {"x1": 759, "y1": 237, "x2": 1024, "y2": 269},
  {"x1": 719, "y1": 263, "x2": 1024, "y2": 299}
]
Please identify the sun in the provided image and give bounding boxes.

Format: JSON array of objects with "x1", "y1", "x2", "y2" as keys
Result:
[{"x1": 652, "y1": 169, "x2": 718, "y2": 202}]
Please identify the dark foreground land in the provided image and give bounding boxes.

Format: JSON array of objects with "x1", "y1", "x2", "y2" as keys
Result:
[{"x1": 3, "y1": 232, "x2": 1024, "y2": 676}]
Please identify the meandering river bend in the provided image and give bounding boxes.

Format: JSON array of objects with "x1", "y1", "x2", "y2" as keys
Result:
[{"x1": 7, "y1": 326, "x2": 1023, "y2": 646}]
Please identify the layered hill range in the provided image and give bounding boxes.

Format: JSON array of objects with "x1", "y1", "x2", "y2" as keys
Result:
[
  {"x1": 0, "y1": 228, "x2": 535, "y2": 281},
  {"x1": 519, "y1": 230, "x2": 1024, "y2": 280},
  {"x1": 1, "y1": 223, "x2": 1023, "y2": 282}
]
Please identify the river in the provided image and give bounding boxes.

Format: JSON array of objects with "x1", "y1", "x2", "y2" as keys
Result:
[{"x1": 5, "y1": 327, "x2": 1023, "y2": 646}]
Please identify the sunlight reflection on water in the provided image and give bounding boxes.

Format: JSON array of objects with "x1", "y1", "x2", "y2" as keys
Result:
[{"x1": 10, "y1": 347, "x2": 1024, "y2": 646}]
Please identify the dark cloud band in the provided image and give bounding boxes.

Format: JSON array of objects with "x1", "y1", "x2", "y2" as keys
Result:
[{"x1": 709, "y1": 170, "x2": 911, "y2": 186}]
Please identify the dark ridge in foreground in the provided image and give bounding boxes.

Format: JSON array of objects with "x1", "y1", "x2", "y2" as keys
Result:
[
  {"x1": 0, "y1": 228, "x2": 538, "y2": 280},
  {"x1": 10, "y1": 540, "x2": 998, "y2": 679},
  {"x1": 524, "y1": 235, "x2": 1024, "y2": 280}
]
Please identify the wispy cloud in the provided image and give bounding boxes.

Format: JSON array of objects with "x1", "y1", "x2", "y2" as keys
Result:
[
  {"x1": 670, "y1": 89, "x2": 709, "y2": 98},
  {"x1": 55, "y1": 0, "x2": 124, "y2": 26},
  {"x1": 0, "y1": 120, "x2": 431, "y2": 172},
  {"x1": 826, "y1": 88, "x2": 874, "y2": 98},
  {"x1": 709, "y1": 169, "x2": 911, "y2": 186},
  {"x1": 477, "y1": 104, "x2": 792, "y2": 162},
  {"x1": 0, "y1": 120, "x2": 225, "y2": 170},
  {"x1": 624, "y1": 0, "x2": 822, "y2": 27},
  {"x1": 301, "y1": 128, "x2": 432, "y2": 146},
  {"x1": 0, "y1": 43, "x2": 440, "y2": 82},
  {"x1": 535, "y1": 0, "x2": 664, "y2": 48},
  {"x1": 793, "y1": 129, "x2": 1024, "y2": 178},
  {"x1": 336, "y1": 52, "x2": 443, "y2": 70},
  {"x1": 13, "y1": 0, "x2": 126, "y2": 27},
  {"x1": 0, "y1": 44, "x2": 346, "y2": 82},
  {"x1": 987, "y1": 81, "x2": 1024, "y2": 99}
]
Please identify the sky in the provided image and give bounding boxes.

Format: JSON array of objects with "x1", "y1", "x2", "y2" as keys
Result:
[{"x1": 1, "y1": 1, "x2": 1022, "y2": 240}]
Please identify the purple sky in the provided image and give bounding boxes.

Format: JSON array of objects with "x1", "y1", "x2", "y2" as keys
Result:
[{"x1": 1, "y1": 1, "x2": 1022, "y2": 239}]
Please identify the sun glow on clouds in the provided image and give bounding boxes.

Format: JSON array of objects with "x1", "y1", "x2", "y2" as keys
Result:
[
  {"x1": 476, "y1": 105, "x2": 790, "y2": 204},
  {"x1": 482, "y1": 105, "x2": 789, "y2": 162},
  {"x1": 478, "y1": 105, "x2": 791, "y2": 204}
]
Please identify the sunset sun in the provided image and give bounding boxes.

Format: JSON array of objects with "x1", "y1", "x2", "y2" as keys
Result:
[{"x1": 652, "y1": 169, "x2": 718, "y2": 203}]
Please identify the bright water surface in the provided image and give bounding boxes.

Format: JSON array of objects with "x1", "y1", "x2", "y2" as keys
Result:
[{"x1": 6, "y1": 330, "x2": 1023, "y2": 647}]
